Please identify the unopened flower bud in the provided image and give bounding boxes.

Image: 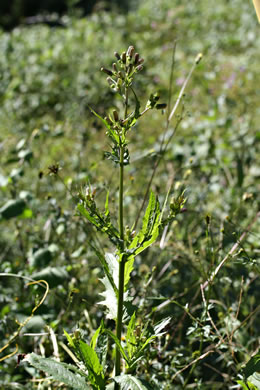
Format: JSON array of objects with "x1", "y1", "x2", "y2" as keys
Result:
[
  {"x1": 114, "y1": 51, "x2": 120, "y2": 60},
  {"x1": 112, "y1": 63, "x2": 118, "y2": 72},
  {"x1": 155, "y1": 103, "x2": 167, "y2": 110},
  {"x1": 136, "y1": 64, "x2": 143, "y2": 72},
  {"x1": 126, "y1": 45, "x2": 134, "y2": 58},
  {"x1": 101, "y1": 67, "x2": 113, "y2": 76},
  {"x1": 104, "y1": 116, "x2": 112, "y2": 125},
  {"x1": 127, "y1": 64, "x2": 133, "y2": 74},
  {"x1": 134, "y1": 52, "x2": 139, "y2": 65},
  {"x1": 138, "y1": 58, "x2": 144, "y2": 65},
  {"x1": 121, "y1": 51, "x2": 126, "y2": 63},
  {"x1": 195, "y1": 53, "x2": 203, "y2": 64},
  {"x1": 113, "y1": 110, "x2": 119, "y2": 121}
]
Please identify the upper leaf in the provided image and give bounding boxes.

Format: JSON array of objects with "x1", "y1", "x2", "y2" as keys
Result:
[{"x1": 128, "y1": 191, "x2": 161, "y2": 256}]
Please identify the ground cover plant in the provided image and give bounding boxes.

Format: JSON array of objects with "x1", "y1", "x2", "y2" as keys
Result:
[{"x1": 0, "y1": 0, "x2": 259, "y2": 389}]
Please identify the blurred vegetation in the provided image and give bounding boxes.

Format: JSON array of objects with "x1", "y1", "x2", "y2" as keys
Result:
[
  {"x1": 0, "y1": 0, "x2": 133, "y2": 30},
  {"x1": 0, "y1": 0, "x2": 259, "y2": 388}
]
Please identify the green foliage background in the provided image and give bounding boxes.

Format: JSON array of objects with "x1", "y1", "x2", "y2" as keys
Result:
[{"x1": 0, "y1": 0, "x2": 259, "y2": 388}]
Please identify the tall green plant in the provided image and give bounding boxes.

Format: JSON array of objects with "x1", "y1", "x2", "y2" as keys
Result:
[{"x1": 23, "y1": 46, "x2": 187, "y2": 389}]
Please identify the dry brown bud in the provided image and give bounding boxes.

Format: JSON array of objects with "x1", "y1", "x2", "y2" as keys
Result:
[
  {"x1": 136, "y1": 65, "x2": 143, "y2": 72},
  {"x1": 101, "y1": 67, "x2": 113, "y2": 76},
  {"x1": 113, "y1": 110, "x2": 119, "y2": 121},
  {"x1": 127, "y1": 45, "x2": 135, "y2": 58},
  {"x1": 121, "y1": 51, "x2": 126, "y2": 63},
  {"x1": 134, "y1": 52, "x2": 140, "y2": 65}
]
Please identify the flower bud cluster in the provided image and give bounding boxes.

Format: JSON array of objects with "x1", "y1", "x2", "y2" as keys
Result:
[
  {"x1": 101, "y1": 45, "x2": 145, "y2": 91},
  {"x1": 170, "y1": 191, "x2": 187, "y2": 216}
]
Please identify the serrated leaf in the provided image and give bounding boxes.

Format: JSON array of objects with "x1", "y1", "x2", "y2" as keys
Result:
[
  {"x1": 114, "y1": 374, "x2": 153, "y2": 390},
  {"x1": 95, "y1": 330, "x2": 108, "y2": 369},
  {"x1": 24, "y1": 353, "x2": 89, "y2": 390},
  {"x1": 126, "y1": 312, "x2": 137, "y2": 359},
  {"x1": 99, "y1": 275, "x2": 118, "y2": 320},
  {"x1": 243, "y1": 350, "x2": 260, "y2": 380},
  {"x1": 78, "y1": 340, "x2": 103, "y2": 376},
  {"x1": 88, "y1": 105, "x2": 119, "y2": 145},
  {"x1": 154, "y1": 316, "x2": 171, "y2": 336},
  {"x1": 77, "y1": 203, "x2": 120, "y2": 246},
  {"x1": 124, "y1": 254, "x2": 134, "y2": 289},
  {"x1": 128, "y1": 191, "x2": 161, "y2": 256},
  {"x1": 92, "y1": 249, "x2": 118, "y2": 297}
]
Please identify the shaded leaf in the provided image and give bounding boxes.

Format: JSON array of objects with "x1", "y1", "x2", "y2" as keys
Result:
[
  {"x1": 24, "y1": 353, "x2": 89, "y2": 390},
  {"x1": 243, "y1": 350, "x2": 260, "y2": 380},
  {"x1": 105, "y1": 329, "x2": 129, "y2": 364},
  {"x1": 114, "y1": 374, "x2": 153, "y2": 390}
]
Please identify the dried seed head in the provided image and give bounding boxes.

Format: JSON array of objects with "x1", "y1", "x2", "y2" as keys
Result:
[
  {"x1": 126, "y1": 45, "x2": 135, "y2": 58},
  {"x1": 114, "y1": 51, "x2": 120, "y2": 60},
  {"x1": 101, "y1": 67, "x2": 113, "y2": 76}
]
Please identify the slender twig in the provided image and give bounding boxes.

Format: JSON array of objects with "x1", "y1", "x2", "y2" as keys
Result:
[
  {"x1": 201, "y1": 211, "x2": 260, "y2": 290},
  {"x1": 134, "y1": 52, "x2": 202, "y2": 230}
]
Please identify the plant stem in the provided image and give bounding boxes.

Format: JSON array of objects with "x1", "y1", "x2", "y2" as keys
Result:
[{"x1": 115, "y1": 144, "x2": 125, "y2": 389}]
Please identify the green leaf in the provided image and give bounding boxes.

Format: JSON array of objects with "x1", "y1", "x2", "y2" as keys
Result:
[
  {"x1": 243, "y1": 350, "x2": 260, "y2": 380},
  {"x1": 64, "y1": 329, "x2": 76, "y2": 349},
  {"x1": 126, "y1": 312, "x2": 137, "y2": 359},
  {"x1": 24, "y1": 353, "x2": 89, "y2": 390},
  {"x1": 77, "y1": 203, "x2": 99, "y2": 227},
  {"x1": 128, "y1": 191, "x2": 161, "y2": 256},
  {"x1": 91, "y1": 323, "x2": 103, "y2": 350},
  {"x1": 31, "y1": 267, "x2": 69, "y2": 288},
  {"x1": 30, "y1": 248, "x2": 52, "y2": 268},
  {"x1": 88, "y1": 105, "x2": 119, "y2": 145},
  {"x1": 236, "y1": 380, "x2": 250, "y2": 390},
  {"x1": 104, "y1": 191, "x2": 110, "y2": 219},
  {"x1": 95, "y1": 329, "x2": 108, "y2": 369},
  {"x1": 77, "y1": 203, "x2": 120, "y2": 246},
  {"x1": 124, "y1": 254, "x2": 134, "y2": 289},
  {"x1": 105, "y1": 329, "x2": 129, "y2": 364},
  {"x1": 114, "y1": 374, "x2": 153, "y2": 390},
  {"x1": 247, "y1": 373, "x2": 260, "y2": 389},
  {"x1": 78, "y1": 340, "x2": 103, "y2": 376},
  {"x1": 0, "y1": 199, "x2": 26, "y2": 220}
]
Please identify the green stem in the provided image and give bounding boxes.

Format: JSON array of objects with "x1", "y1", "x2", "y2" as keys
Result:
[{"x1": 115, "y1": 144, "x2": 125, "y2": 389}]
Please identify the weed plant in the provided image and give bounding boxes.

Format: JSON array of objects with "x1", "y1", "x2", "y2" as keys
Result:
[{"x1": 0, "y1": 4, "x2": 260, "y2": 387}]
